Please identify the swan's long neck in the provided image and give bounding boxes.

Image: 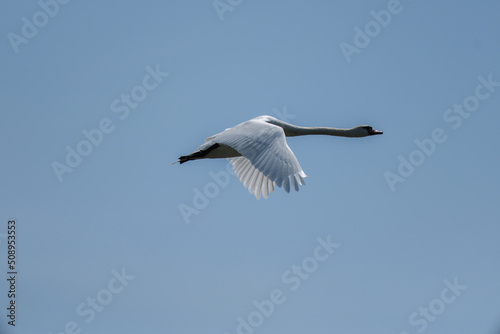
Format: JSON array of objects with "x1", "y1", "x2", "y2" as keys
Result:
[
  {"x1": 267, "y1": 119, "x2": 362, "y2": 138},
  {"x1": 284, "y1": 126, "x2": 360, "y2": 137}
]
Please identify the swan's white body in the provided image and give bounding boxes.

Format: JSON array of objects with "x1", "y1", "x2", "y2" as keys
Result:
[{"x1": 178, "y1": 115, "x2": 382, "y2": 199}]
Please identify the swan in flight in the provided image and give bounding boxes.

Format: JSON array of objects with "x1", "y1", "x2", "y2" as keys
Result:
[{"x1": 176, "y1": 115, "x2": 382, "y2": 199}]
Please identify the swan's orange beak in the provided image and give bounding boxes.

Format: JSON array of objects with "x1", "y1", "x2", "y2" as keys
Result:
[{"x1": 369, "y1": 128, "x2": 383, "y2": 135}]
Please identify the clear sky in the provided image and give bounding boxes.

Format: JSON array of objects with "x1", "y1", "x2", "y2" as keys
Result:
[{"x1": 1, "y1": 1, "x2": 500, "y2": 333}]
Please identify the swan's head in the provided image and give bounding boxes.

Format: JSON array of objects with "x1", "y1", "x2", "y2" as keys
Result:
[{"x1": 355, "y1": 125, "x2": 383, "y2": 137}]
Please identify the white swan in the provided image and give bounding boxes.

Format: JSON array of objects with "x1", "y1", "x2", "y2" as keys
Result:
[{"x1": 176, "y1": 115, "x2": 382, "y2": 199}]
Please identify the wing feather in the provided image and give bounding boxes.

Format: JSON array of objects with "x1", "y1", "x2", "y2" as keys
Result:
[
  {"x1": 262, "y1": 176, "x2": 270, "y2": 199},
  {"x1": 238, "y1": 158, "x2": 253, "y2": 182},
  {"x1": 246, "y1": 167, "x2": 259, "y2": 192},
  {"x1": 254, "y1": 172, "x2": 265, "y2": 200}
]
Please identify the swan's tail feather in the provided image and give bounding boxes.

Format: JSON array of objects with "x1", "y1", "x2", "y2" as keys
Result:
[{"x1": 177, "y1": 143, "x2": 220, "y2": 164}]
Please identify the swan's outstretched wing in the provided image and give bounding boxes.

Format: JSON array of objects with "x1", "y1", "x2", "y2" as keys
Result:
[{"x1": 207, "y1": 118, "x2": 306, "y2": 199}]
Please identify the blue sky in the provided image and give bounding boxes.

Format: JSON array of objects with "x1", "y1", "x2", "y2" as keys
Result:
[{"x1": 1, "y1": 1, "x2": 500, "y2": 333}]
